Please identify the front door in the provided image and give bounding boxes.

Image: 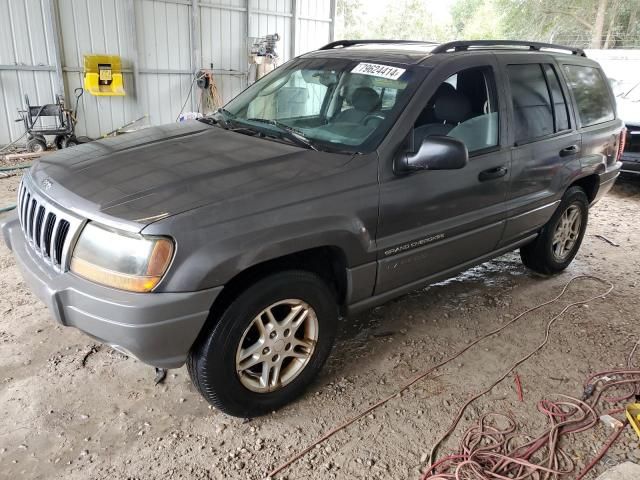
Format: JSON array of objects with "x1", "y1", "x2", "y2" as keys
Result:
[{"x1": 375, "y1": 57, "x2": 510, "y2": 295}]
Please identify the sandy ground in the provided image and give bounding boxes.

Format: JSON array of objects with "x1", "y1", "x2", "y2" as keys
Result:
[{"x1": 0, "y1": 170, "x2": 639, "y2": 480}]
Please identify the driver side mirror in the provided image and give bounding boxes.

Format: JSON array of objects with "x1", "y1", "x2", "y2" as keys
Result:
[{"x1": 394, "y1": 135, "x2": 469, "y2": 175}]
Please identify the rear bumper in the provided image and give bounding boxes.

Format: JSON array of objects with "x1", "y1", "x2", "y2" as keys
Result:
[
  {"x1": 1, "y1": 213, "x2": 221, "y2": 368},
  {"x1": 592, "y1": 162, "x2": 621, "y2": 204}
]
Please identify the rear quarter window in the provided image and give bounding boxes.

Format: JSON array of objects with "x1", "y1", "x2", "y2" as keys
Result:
[{"x1": 563, "y1": 65, "x2": 615, "y2": 127}]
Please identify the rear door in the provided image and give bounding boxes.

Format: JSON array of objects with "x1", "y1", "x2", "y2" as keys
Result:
[
  {"x1": 496, "y1": 54, "x2": 582, "y2": 245},
  {"x1": 374, "y1": 54, "x2": 510, "y2": 295}
]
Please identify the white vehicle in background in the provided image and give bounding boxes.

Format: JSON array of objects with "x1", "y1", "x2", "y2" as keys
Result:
[{"x1": 613, "y1": 81, "x2": 640, "y2": 175}]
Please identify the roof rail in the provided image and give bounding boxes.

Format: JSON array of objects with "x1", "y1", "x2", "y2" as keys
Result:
[
  {"x1": 319, "y1": 39, "x2": 438, "y2": 50},
  {"x1": 431, "y1": 40, "x2": 586, "y2": 57}
]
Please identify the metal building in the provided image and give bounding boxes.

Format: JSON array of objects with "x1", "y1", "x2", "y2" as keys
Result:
[{"x1": 0, "y1": 0, "x2": 336, "y2": 145}]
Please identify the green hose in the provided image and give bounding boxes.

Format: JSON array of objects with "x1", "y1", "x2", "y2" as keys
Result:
[
  {"x1": 0, "y1": 164, "x2": 31, "y2": 172},
  {"x1": 0, "y1": 205, "x2": 16, "y2": 213}
]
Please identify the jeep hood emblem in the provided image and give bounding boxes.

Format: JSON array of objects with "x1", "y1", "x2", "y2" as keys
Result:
[{"x1": 41, "y1": 178, "x2": 53, "y2": 190}]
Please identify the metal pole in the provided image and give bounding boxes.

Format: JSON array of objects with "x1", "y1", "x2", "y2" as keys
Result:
[
  {"x1": 191, "y1": 0, "x2": 201, "y2": 110},
  {"x1": 291, "y1": 0, "x2": 298, "y2": 59},
  {"x1": 125, "y1": 0, "x2": 142, "y2": 116},
  {"x1": 246, "y1": 0, "x2": 252, "y2": 88},
  {"x1": 246, "y1": 0, "x2": 252, "y2": 37},
  {"x1": 329, "y1": 0, "x2": 337, "y2": 42},
  {"x1": 45, "y1": 0, "x2": 66, "y2": 100}
]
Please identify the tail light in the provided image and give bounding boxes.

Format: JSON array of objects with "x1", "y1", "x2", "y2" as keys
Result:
[{"x1": 616, "y1": 127, "x2": 627, "y2": 162}]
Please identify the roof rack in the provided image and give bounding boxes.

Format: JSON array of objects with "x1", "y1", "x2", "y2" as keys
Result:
[
  {"x1": 319, "y1": 39, "x2": 438, "y2": 50},
  {"x1": 431, "y1": 40, "x2": 586, "y2": 57}
]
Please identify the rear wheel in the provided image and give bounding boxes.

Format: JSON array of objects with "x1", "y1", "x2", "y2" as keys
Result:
[
  {"x1": 62, "y1": 136, "x2": 78, "y2": 148},
  {"x1": 187, "y1": 270, "x2": 338, "y2": 417},
  {"x1": 520, "y1": 186, "x2": 589, "y2": 274},
  {"x1": 54, "y1": 135, "x2": 66, "y2": 150}
]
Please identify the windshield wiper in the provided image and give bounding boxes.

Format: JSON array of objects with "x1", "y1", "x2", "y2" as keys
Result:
[
  {"x1": 197, "y1": 116, "x2": 219, "y2": 126},
  {"x1": 202, "y1": 108, "x2": 237, "y2": 129},
  {"x1": 244, "y1": 118, "x2": 318, "y2": 151}
]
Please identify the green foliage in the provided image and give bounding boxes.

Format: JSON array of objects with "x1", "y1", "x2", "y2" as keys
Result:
[
  {"x1": 336, "y1": 0, "x2": 454, "y2": 42},
  {"x1": 336, "y1": 0, "x2": 365, "y2": 39},
  {"x1": 451, "y1": 0, "x2": 639, "y2": 48},
  {"x1": 336, "y1": 0, "x2": 639, "y2": 48}
]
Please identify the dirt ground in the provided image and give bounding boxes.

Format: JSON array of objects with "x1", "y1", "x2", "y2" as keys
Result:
[{"x1": 0, "y1": 170, "x2": 639, "y2": 480}]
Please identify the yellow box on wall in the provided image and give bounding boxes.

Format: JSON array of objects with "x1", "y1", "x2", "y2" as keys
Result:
[{"x1": 83, "y1": 54, "x2": 125, "y2": 96}]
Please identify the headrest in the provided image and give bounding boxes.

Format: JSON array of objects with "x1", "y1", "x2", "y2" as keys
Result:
[
  {"x1": 434, "y1": 82, "x2": 456, "y2": 98},
  {"x1": 434, "y1": 90, "x2": 471, "y2": 124},
  {"x1": 351, "y1": 87, "x2": 380, "y2": 112}
]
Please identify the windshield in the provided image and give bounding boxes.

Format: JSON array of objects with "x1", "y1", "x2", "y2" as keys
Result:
[
  {"x1": 623, "y1": 83, "x2": 640, "y2": 102},
  {"x1": 611, "y1": 79, "x2": 640, "y2": 102},
  {"x1": 219, "y1": 58, "x2": 423, "y2": 153}
]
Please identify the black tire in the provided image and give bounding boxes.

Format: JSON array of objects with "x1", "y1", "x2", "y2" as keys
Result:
[
  {"x1": 520, "y1": 186, "x2": 589, "y2": 274},
  {"x1": 26, "y1": 137, "x2": 47, "y2": 153},
  {"x1": 54, "y1": 135, "x2": 66, "y2": 150},
  {"x1": 62, "y1": 136, "x2": 78, "y2": 148},
  {"x1": 188, "y1": 270, "x2": 338, "y2": 417}
]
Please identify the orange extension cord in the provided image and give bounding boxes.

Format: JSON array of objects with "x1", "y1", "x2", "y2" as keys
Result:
[{"x1": 267, "y1": 275, "x2": 618, "y2": 479}]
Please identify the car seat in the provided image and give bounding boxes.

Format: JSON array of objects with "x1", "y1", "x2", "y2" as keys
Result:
[
  {"x1": 333, "y1": 87, "x2": 381, "y2": 123},
  {"x1": 414, "y1": 89, "x2": 472, "y2": 143}
]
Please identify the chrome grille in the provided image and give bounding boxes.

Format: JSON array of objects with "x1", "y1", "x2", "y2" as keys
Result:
[{"x1": 17, "y1": 176, "x2": 84, "y2": 272}]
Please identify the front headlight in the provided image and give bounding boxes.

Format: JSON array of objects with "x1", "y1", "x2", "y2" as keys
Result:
[{"x1": 70, "y1": 223, "x2": 174, "y2": 293}]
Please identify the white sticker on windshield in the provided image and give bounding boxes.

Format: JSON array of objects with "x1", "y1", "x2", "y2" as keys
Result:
[{"x1": 351, "y1": 63, "x2": 406, "y2": 80}]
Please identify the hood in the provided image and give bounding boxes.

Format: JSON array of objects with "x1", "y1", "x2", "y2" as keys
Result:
[{"x1": 31, "y1": 121, "x2": 351, "y2": 231}]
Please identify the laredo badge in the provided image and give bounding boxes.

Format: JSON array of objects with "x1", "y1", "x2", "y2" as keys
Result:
[{"x1": 351, "y1": 62, "x2": 406, "y2": 81}]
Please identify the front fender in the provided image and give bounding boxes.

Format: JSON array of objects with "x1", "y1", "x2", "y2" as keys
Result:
[
  {"x1": 143, "y1": 154, "x2": 380, "y2": 292},
  {"x1": 171, "y1": 218, "x2": 375, "y2": 291}
]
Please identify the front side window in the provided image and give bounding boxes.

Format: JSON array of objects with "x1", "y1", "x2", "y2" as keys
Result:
[
  {"x1": 563, "y1": 65, "x2": 615, "y2": 127},
  {"x1": 219, "y1": 58, "x2": 421, "y2": 153},
  {"x1": 414, "y1": 66, "x2": 499, "y2": 154},
  {"x1": 507, "y1": 64, "x2": 554, "y2": 144}
]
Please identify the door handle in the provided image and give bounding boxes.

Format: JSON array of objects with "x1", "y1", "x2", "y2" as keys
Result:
[
  {"x1": 560, "y1": 145, "x2": 580, "y2": 157},
  {"x1": 478, "y1": 166, "x2": 508, "y2": 182}
]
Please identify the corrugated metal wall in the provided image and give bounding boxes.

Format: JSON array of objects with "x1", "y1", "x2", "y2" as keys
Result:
[
  {"x1": 0, "y1": 0, "x2": 58, "y2": 143},
  {"x1": 0, "y1": 0, "x2": 335, "y2": 145}
]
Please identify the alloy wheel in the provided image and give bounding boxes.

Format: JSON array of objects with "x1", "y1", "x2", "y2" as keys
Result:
[
  {"x1": 235, "y1": 299, "x2": 318, "y2": 393},
  {"x1": 551, "y1": 204, "x2": 582, "y2": 261}
]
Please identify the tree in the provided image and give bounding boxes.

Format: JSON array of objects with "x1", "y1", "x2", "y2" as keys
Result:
[
  {"x1": 336, "y1": 0, "x2": 365, "y2": 39},
  {"x1": 450, "y1": 0, "x2": 638, "y2": 49},
  {"x1": 335, "y1": 0, "x2": 454, "y2": 42},
  {"x1": 335, "y1": 0, "x2": 638, "y2": 49}
]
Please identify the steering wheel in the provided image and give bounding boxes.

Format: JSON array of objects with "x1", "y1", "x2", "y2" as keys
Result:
[{"x1": 363, "y1": 114, "x2": 385, "y2": 127}]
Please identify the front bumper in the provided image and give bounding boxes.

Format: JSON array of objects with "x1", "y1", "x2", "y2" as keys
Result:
[{"x1": 1, "y1": 213, "x2": 221, "y2": 368}]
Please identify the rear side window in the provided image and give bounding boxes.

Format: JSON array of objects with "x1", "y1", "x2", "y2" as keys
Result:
[
  {"x1": 507, "y1": 64, "x2": 553, "y2": 143},
  {"x1": 563, "y1": 65, "x2": 614, "y2": 127},
  {"x1": 543, "y1": 65, "x2": 570, "y2": 132}
]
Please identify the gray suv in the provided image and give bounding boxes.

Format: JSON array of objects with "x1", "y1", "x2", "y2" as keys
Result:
[{"x1": 1, "y1": 40, "x2": 624, "y2": 417}]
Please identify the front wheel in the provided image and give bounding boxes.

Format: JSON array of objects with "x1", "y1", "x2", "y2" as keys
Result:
[
  {"x1": 26, "y1": 137, "x2": 47, "y2": 153},
  {"x1": 520, "y1": 186, "x2": 589, "y2": 274},
  {"x1": 187, "y1": 270, "x2": 338, "y2": 417}
]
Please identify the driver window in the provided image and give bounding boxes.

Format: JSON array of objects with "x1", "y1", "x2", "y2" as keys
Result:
[{"x1": 414, "y1": 66, "x2": 499, "y2": 154}]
